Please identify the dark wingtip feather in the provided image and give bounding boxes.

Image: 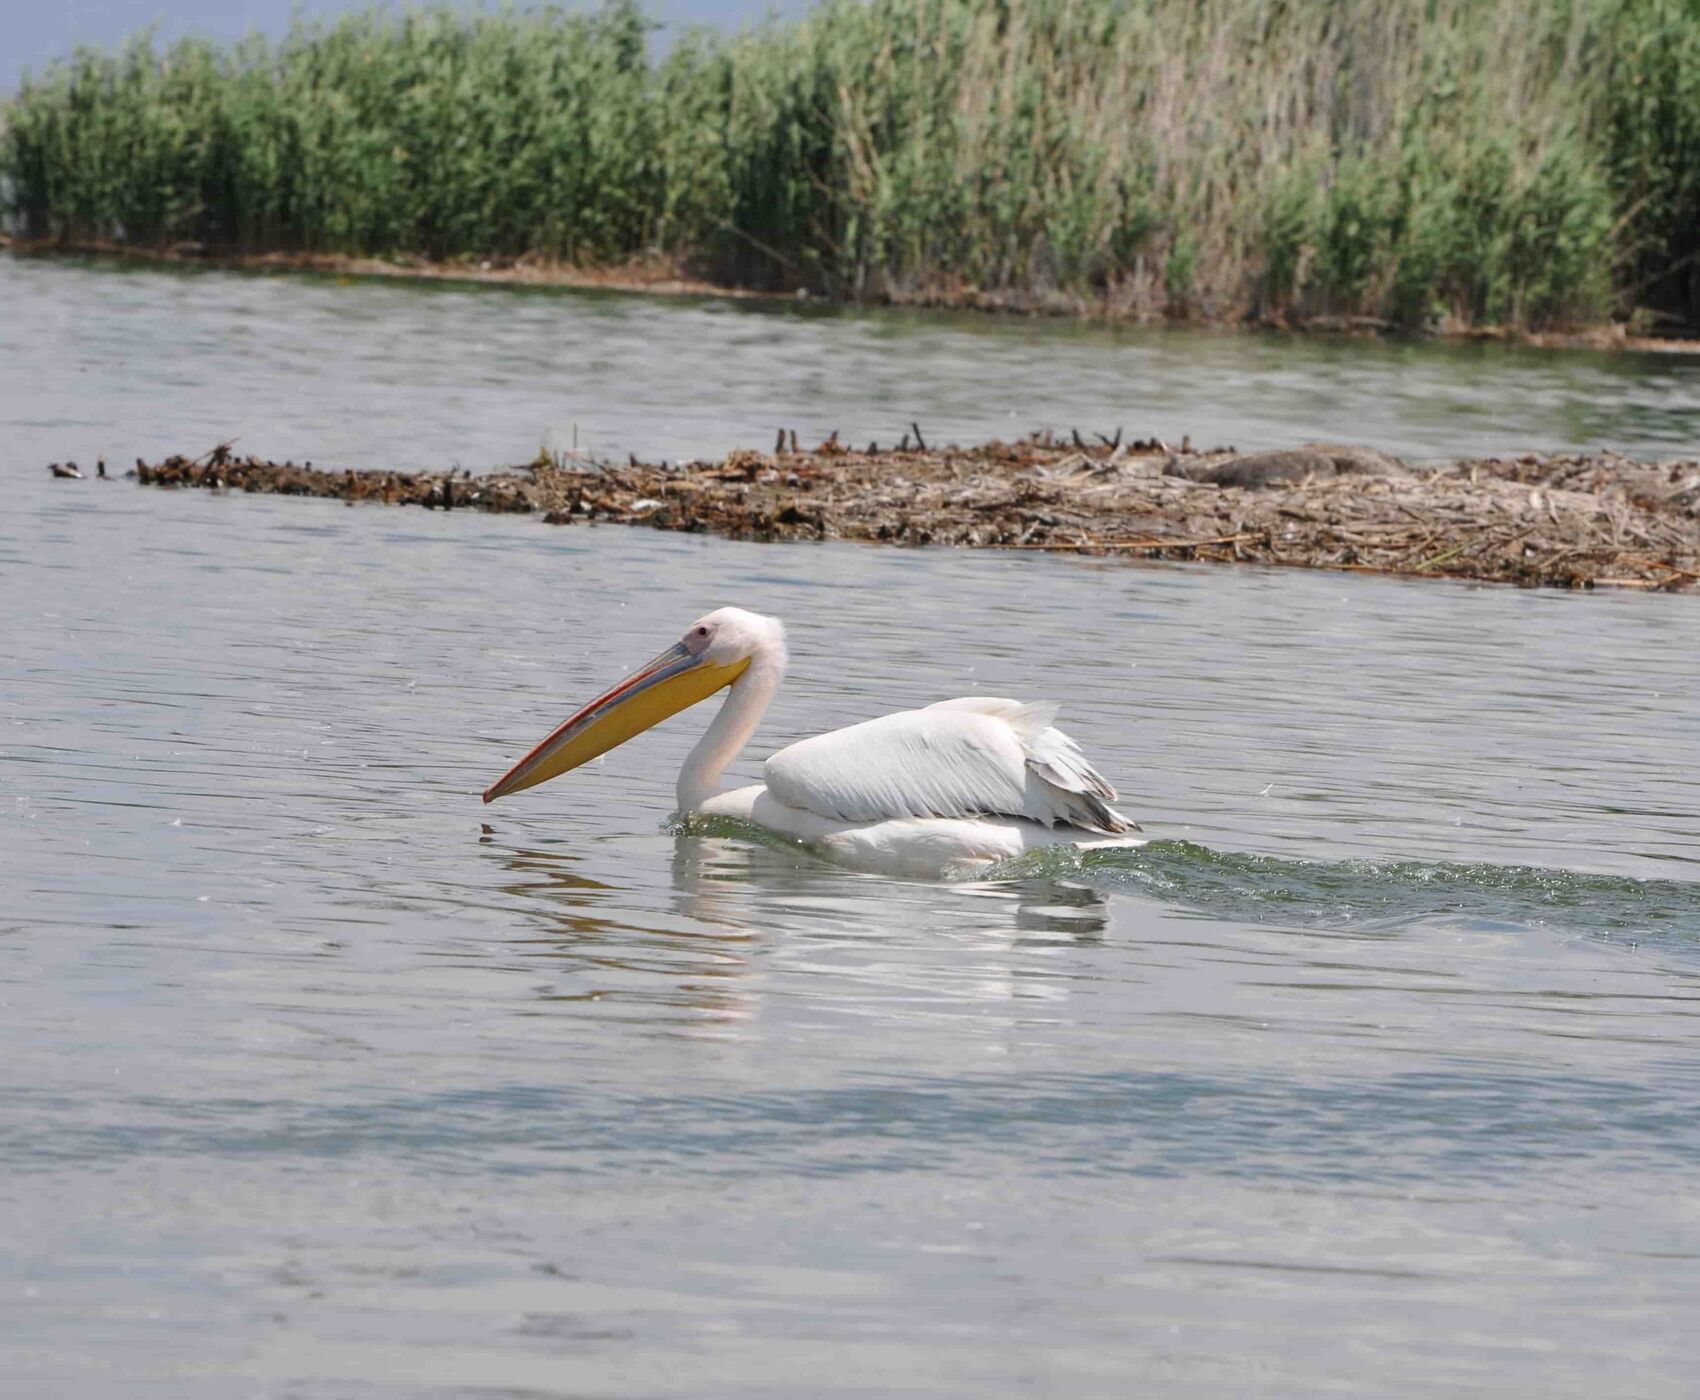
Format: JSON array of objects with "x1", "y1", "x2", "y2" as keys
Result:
[{"x1": 1073, "y1": 792, "x2": 1138, "y2": 834}]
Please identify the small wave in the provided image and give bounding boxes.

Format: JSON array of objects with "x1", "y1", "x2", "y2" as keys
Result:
[
  {"x1": 664, "y1": 810, "x2": 813, "y2": 854},
  {"x1": 993, "y1": 840, "x2": 1700, "y2": 940},
  {"x1": 666, "y1": 816, "x2": 1700, "y2": 939}
]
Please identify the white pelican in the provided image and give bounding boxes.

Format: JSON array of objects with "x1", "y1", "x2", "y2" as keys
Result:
[{"x1": 483, "y1": 607, "x2": 1143, "y2": 878}]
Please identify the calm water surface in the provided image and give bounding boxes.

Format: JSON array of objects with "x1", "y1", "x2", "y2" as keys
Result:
[
  {"x1": 9, "y1": 254, "x2": 1700, "y2": 465},
  {"x1": 4, "y1": 255, "x2": 1700, "y2": 1397}
]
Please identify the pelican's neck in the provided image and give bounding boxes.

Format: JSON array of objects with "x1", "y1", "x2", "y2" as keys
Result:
[{"x1": 676, "y1": 650, "x2": 783, "y2": 810}]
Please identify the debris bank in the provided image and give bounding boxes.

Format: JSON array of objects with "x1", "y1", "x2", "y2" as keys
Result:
[{"x1": 108, "y1": 434, "x2": 1700, "y2": 591}]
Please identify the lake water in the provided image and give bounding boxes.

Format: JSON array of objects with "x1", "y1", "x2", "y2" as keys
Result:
[{"x1": 4, "y1": 254, "x2": 1700, "y2": 1397}]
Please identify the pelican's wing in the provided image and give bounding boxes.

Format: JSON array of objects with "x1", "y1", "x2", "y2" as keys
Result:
[{"x1": 763, "y1": 696, "x2": 1137, "y2": 833}]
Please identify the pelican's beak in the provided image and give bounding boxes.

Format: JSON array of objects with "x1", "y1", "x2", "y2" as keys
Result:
[{"x1": 483, "y1": 642, "x2": 749, "y2": 802}]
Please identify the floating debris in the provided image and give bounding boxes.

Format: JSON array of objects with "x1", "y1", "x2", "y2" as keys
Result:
[
  {"x1": 47, "y1": 461, "x2": 84, "y2": 479},
  {"x1": 115, "y1": 435, "x2": 1700, "y2": 591}
]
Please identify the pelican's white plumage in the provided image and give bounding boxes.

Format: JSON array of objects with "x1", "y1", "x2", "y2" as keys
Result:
[
  {"x1": 764, "y1": 698, "x2": 1128, "y2": 832},
  {"x1": 484, "y1": 607, "x2": 1143, "y2": 878}
]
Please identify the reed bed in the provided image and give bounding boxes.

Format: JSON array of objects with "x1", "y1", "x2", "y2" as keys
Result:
[{"x1": 5, "y1": 0, "x2": 1698, "y2": 330}]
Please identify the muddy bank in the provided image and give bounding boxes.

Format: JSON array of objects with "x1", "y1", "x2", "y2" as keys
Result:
[
  {"x1": 108, "y1": 434, "x2": 1700, "y2": 592},
  {"x1": 6, "y1": 241, "x2": 1698, "y2": 353},
  {"x1": 1, "y1": 239, "x2": 772, "y2": 303}
]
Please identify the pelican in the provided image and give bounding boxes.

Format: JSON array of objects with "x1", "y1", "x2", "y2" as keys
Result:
[{"x1": 483, "y1": 607, "x2": 1144, "y2": 878}]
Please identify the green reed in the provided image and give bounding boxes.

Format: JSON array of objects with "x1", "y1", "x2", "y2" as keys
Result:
[{"x1": 4, "y1": 0, "x2": 1697, "y2": 330}]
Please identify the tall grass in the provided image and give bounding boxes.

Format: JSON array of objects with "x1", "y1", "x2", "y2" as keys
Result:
[{"x1": 4, "y1": 0, "x2": 1697, "y2": 330}]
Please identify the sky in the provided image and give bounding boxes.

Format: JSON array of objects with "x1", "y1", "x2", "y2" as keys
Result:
[{"x1": 2, "y1": 0, "x2": 811, "y2": 93}]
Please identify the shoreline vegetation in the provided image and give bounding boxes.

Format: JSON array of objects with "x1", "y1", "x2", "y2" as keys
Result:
[
  {"x1": 5, "y1": 0, "x2": 1699, "y2": 341},
  {"x1": 81, "y1": 435, "x2": 1700, "y2": 592}
]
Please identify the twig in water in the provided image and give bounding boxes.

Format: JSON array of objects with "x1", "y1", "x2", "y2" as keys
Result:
[
  {"x1": 1004, "y1": 533, "x2": 1253, "y2": 552},
  {"x1": 194, "y1": 438, "x2": 239, "y2": 466}
]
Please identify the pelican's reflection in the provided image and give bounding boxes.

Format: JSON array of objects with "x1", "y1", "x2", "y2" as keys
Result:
[
  {"x1": 481, "y1": 836, "x2": 760, "y2": 1033},
  {"x1": 478, "y1": 828, "x2": 1115, "y2": 1036},
  {"x1": 668, "y1": 829, "x2": 836, "y2": 924},
  {"x1": 671, "y1": 832, "x2": 1113, "y2": 1016},
  {"x1": 669, "y1": 828, "x2": 1111, "y2": 942},
  {"x1": 670, "y1": 828, "x2": 968, "y2": 937}
]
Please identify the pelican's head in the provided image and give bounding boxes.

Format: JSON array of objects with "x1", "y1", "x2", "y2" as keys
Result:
[{"x1": 482, "y1": 607, "x2": 785, "y2": 802}]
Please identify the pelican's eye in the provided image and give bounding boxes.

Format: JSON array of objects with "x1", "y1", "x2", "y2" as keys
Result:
[{"x1": 684, "y1": 622, "x2": 715, "y2": 655}]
